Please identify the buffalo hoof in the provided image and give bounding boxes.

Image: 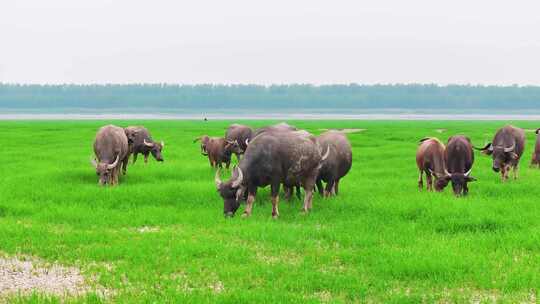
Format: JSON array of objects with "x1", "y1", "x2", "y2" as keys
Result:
[
  {"x1": 241, "y1": 212, "x2": 250, "y2": 218},
  {"x1": 224, "y1": 212, "x2": 234, "y2": 218},
  {"x1": 272, "y1": 214, "x2": 279, "y2": 219}
]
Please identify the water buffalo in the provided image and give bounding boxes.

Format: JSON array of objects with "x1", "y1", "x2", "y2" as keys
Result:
[
  {"x1": 194, "y1": 135, "x2": 210, "y2": 155},
  {"x1": 443, "y1": 135, "x2": 476, "y2": 196},
  {"x1": 196, "y1": 137, "x2": 232, "y2": 168},
  {"x1": 531, "y1": 128, "x2": 540, "y2": 168},
  {"x1": 416, "y1": 137, "x2": 449, "y2": 191},
  {"x1": 475, "y1": 125, "x2": 525, "y2": 181},
  {"x1": 91, "y1": 125, "x2": 129, "y2": 186},
  {"x1": 315, "y1": 131, "x2": 352, "y2": 197},
  {"x1": 123, "y1": 126, "x2": 164, "y2": 171},
  {"x1": 215, "y1": 131, "x2": 329, "y2": 218},
  {"x1": 224, "y1": 124, "x2": 253, "y2": 161}
]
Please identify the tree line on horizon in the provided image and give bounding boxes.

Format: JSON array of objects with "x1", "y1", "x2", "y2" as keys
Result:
[{"x1": 1, "y1": 83, "x2": 539, "y2": 110}]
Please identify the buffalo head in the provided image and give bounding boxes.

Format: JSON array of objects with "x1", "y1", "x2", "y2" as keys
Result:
[
  {"x1": 476, "y1": 142, "x2": 518, "y2": 173},
  {"x1": 194, "y1": 135, "x2": 210, "y2": 155},
  {"x1": 215, "y1": 167, "x2": 245, "y2": 217},
  {"x1": 91, "y1": 155, "x2": 120, "y2": 185},
  {"x1": 144, "y1": 139, "x2": 165, "y2": 162}
]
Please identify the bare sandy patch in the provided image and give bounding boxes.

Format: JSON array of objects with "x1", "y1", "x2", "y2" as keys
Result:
[
  {"x1": 136, "y1": 226, "x2": 160, "y2": 233},
  {"x1": 0, "y1": 254, "x2": 109, "y2": 300},
  {"x1": 319, "y1": 128, "x2": 366, "y2": 134},
  {"x1": 435, "y1": 129, "x2": 447, "y2": 133}
]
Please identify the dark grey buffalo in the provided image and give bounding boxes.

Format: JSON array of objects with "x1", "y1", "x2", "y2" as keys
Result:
[
  {"x1": 315, "y1": 131, "x2": 352, "y2": 197},
  {"x1": 215, "y1": 131, "x2": 329, "y2": 218},
  {"x1": 123, "y1": 126, "x2": 164, "y2": 172},
  {"x1": 91, "y1": 125, "x2": 129, "y2": 186},
  {"x1": 531, "y1": 128, "x2": 540, "y2": 168},
  {"x1": 416, "y1": 137, "x2": 449, "y2": 191},
  {"x1": 476, "y1": 125, "x2": 525, "y2": 181},
  {"x1": 443, "y1": 135, "x2": 476, "y2": 196},
  {"x1": 224, "y1": 124, "x2": 253, "y2": 161}
]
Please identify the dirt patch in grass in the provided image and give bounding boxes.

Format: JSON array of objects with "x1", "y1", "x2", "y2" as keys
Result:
[
  {"x1": 435, "y1": 129, "x2": 447, "y2": 133},
  {"x1": 319, "y1": 128, "x2": 366, "y2": 133},
  {"x1": 0, "y1": 254, "x2": 109, "y2": 300}
]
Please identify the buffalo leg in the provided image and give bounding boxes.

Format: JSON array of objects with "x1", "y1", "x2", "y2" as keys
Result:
[
  {"x1": 334, "y1": 179, "x2": 340, "y2": 195},
  {"x1": 513, "y1": 165, "x2": 519, "y2": 180},
  {"x1": 284, "y1": 186, "x2": 292, "y2": 201},
  {"x1": 225, "y1": 160, "x2": 230, "y2": 170},
  {"x1": 303, "y1": 188, "x2": 314, "y2": 212},
  {"x1": 425, "y1": 171, "x2": 433, "y2": 191},
  {"x1": 463, "y1": 182, "x2": 469, "y2": 196},
  {"x1": 271, "y1": 183, "x2": 280, "y2": 218},
  {"x1": 242, "y1": 193, "x2": 256, "y2": 217},
  {"x1": 418, "y1": 171, "x2": 424, "y2": 190},
  {"x1": 132, "y1": 153, "x2": 138, "y2": 164},
  {"x1": 144, "y1": 153, "x2": 149, "y2": 164},
  {"x1": 324, "y1": 178, "x2": 335, "y2": 197},
  {"x1": 122, "y1": 156, "x2": 129, "y2": 175},
  {"x1": 316, "y1": 179, "x2": 324, "y2": 196}
]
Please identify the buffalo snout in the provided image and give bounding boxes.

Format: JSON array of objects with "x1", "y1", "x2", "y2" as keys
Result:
[{"x1": 492, "y1": 167, "x2": 500, "y2": 172}]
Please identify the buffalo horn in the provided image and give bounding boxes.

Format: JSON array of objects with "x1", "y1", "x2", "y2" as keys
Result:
[
  {"x1": 321, "y1": 145, "x2": 330, "y2": 161},
  {"x1": 231, "y1": 166, "x2": 243, "y2": 188},
  {"x1": 245, "y1": 138, "x2": 250, "y2": 146},
  {"x1": 215, "y1": 169, "x2": 222, "y2": 189},
  {"x1": 107, "y1": 155, "x2": 120, "y2": 169},
  {"x1": 160, "y1": 140, "x2": 165, "y2": 148},
  {"x1": 503, "y1": 144, "x2": 515, "y2": 153},
  {"x1": 91, "y1": 157, "x2": 98, "y2": 168},
  {"x1": 464, "y1": 168, "x2": 472, "y2": 177},
  {"x1": 144, "y1": 139, "x2": 155, "y2": 147}
]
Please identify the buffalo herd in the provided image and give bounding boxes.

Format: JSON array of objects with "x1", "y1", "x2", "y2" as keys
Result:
[
  {"x1": 417, "y1": 124, "x2": 535, "y2": 197},
  {"x1": 91, "y1": 123, "x2": 540, "y2": 216}
]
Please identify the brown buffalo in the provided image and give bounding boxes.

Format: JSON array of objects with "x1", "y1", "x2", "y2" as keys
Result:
[
  {"x1": 196, "y1": 137, "x2": 232, "y2": 168},
  {"x1": 215, "y1": 131, "x2": 329, "y2": 218},
  {"x1": 224, "y1": 124, "x2": 253, "y2": 161},
  {"x1": 475, "y1": 125, "x2": 525, "y2": 181},
  {"x1": 123, "y1": 126, "x2": 164, "y2": 173},
  {"x1": 91, "y1": 125, "x2": 129, "y2": 186},
  {"x1": 443, "y1": 135, "x2": 476, "y2": 196},
  {"x1": 531, "y1": 128, "x2": 540, "y2": 168},
  {"x1": 416, "y1": 137, "x2": 449, "y2": 191},
  {"x1": 315, "y1": 131, "x2": 352, "y2": 197}
]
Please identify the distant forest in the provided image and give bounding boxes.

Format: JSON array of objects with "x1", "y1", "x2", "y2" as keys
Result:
[{"x1": 1, "y1": 84, "x2": 540, "y2": 111}]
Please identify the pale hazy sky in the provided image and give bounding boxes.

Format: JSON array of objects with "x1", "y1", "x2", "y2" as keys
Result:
[{"x1": 1, "y1": 0, "x2": 539, "y2": 85}]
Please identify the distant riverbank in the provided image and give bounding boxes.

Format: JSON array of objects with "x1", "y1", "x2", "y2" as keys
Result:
[{"x1": 2, "y1": 113, "x2": 540, "y2": 120}]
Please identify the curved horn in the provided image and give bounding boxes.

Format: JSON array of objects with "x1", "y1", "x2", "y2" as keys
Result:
[
  {"x1": 143, "y1": 139, "x2": 155, "y2": 147},
  {"x1": 193, "y1": 137, "x2": 201, "y2": 143},
  {"x1": 215, "y1": 169, "x2": 222, "y2": 189},
  {"x1": 231, "y1": 166, "x2": 244, "y2": 188},
  {"x1": 473, "y1": 142, "x2": 493, "y2": 151},
  {"x1": 107, "y1": 155, "x2": 120, "y2": 169},
  {"x1": 160, "y1": 140, "x2": 164, "y2": 148},
  {"x1": 321, "y1": 145, "x2": 330, "y2": 161},
  {"x1": 536, "y1": 128, "x2": 540, "y2": 135},
  {"x1": 464, "y1": 168, "x2": 472, "y2": 177},
  {"x1": 245, "y1": 138, "x2": 250, "y2": 146},
  {"x1": 444, "y1": 168, "x2": 451, "y2": 177},
  {"x1": 419, "y1": 137, "x2": 431, "y2": 144},
  {"x1": 504, "y1": 143, "x2": 515, "y2": 153},
  {"x1": 91, "y1": 157, "x2": 98, "y2": 168}
]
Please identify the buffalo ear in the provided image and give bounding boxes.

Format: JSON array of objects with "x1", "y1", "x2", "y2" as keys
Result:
[{"x1": 466, "y1": 176, "x2": 477, "y2": 182}]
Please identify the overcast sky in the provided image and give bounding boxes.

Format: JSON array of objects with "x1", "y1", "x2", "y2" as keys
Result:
[{"x1": 1, "y1": 0, "x2": 539, "y2": 85}]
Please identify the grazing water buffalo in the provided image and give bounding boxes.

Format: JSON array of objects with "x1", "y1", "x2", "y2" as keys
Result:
[
  {"x1": 531, "y1": 128, "x2": 540, "y2": 168},
  {"x1": 315, "y1": 131, "x2": 352, "y2": 197},
  {"x1": 416, "y1": 137, "x2": 449, "y2": 191},
  {"x1": 444, "y1": 135, "x2": 476, "y2": 196},
  {"x1": 194, "y1": 135, "x2": 211, "y2": 155},
  {"x1": 123, "y1": 126, "x2": 164, "y2": 171},
  {"x1": 475, "y1": 125, "x2": 525, "y2": 181},
  {"x1": 197, "y1": 137, "x2": 232, "y2": 168},
  {"x1": 225, "y1": 124, "x2": 253, "y2": 161},
  {"x1": 92, "y1": 125, "x2": 129, "y2": 186},
  {"x1": 215, "y1": 131, "x2": 329, "y2": 218}
]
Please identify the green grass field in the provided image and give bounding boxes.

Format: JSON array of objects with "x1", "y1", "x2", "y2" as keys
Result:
[{"x1": 2, "y1": 120, "x2": 540, "y2": 303}]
